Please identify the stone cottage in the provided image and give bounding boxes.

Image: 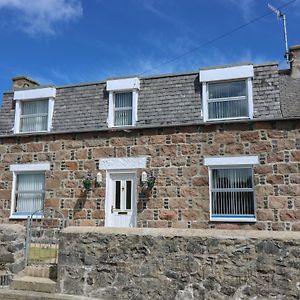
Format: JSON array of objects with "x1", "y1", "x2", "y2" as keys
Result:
[{"x1": 0, "y1": 46, "x2": 299, "y2": 231}]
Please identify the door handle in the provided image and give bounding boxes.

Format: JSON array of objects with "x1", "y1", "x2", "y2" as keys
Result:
[{"x1": 111, "y1": 205, "x2": 114, "y2": 213}]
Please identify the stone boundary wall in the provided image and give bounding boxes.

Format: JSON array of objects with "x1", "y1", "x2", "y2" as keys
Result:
[
  {"x1": 57, "y1": 227, "x2": 300, "y2": 299},
  {"x1": 0, "y1": 224, "x2": 25, "y2": 277}
]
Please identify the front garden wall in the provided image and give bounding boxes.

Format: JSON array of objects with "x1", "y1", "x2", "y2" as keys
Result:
[{"x1": 57, "y1": 227, "x2": 300, "y2": 299}]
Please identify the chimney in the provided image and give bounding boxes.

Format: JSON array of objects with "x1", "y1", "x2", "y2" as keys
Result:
[
  {"x1": 290, "y1": 45, "x2": 300, "y2": 79},
  {"x1": 12, "y1": 76, "x2": 39, "y2": 90}
]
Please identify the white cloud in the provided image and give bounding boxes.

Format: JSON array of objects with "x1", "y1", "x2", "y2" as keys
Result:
[
  {"x1": 0, "y1": 0, "x2": 82, "y2": 36},
  {"x1": 228, "y1": 0, "x2": 256, "y2": 21}
]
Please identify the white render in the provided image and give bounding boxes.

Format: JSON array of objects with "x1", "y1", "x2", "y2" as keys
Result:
[
  {"x1": 14, "y1": 87, "x2": 56, "y2": 100},
  {"x1": 199, "y1": 65, "x2": 254, "y2": 82},
  {"x1": 10, "y1": 162, "x2": 50, "y2": 172},
  {"x1": 204, "y1": 155, "x2": 259, "y2": 166},
  {"x1": 99, "y1": 157, "x2": 147, "y2": 170},
  {"x1": 106, "y1": 77, "x2": 140, "y2": 91}
]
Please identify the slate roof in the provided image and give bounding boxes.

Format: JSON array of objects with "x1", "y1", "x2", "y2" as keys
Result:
[{"x1": 0, "y1": 62, "x2": 298, "y2": 136}]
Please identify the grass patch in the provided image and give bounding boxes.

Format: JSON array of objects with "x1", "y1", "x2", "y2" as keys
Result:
[{"x1": 29, "y1": 245, "x2": 58, "y2": 262}]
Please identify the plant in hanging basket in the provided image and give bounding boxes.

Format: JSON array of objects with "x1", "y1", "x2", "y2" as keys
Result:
[
  {"x1": 82, "y1": 173, "x2": 93, "y2": 190},
  {"x1": 146, "y1": 176, "x2": 156, "y2": 189}
]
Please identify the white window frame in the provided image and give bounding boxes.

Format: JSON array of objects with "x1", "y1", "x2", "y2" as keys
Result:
[
  {"x1": 200, "y1": 65, "x2": 254, "y2": 122},
  {"x1": 13, "y1": 87, "x2": 56, "y2": 134},
  {"x1": 10, "y1": 163, "x2": 50, "y2": 219},
  {"x1": 204, "y1": 156, "x2": 258, "y2": 222},
  {"x1": 106, "y1": 78, "x2": 140, "y2": 128}
]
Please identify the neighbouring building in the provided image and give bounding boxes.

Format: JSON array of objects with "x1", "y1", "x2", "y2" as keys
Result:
[{"x1": 0, "y1": 46, "x2": 299, "y2": 231}]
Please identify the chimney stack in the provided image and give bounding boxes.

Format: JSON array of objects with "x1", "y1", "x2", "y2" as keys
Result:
[
  {"x1": 12, "y1": 76, "x2": 39, "y2": 90},
  {"x1": 289, "y1": 45, "x2": 300, "y2": 79}
]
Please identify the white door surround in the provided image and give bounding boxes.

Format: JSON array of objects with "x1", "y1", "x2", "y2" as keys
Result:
[{"x1": 99, "y1": 157, "x2": 147, "y2": 228}]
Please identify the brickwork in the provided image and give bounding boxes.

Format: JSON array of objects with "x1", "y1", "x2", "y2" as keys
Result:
[{"x1": 0, "y1": 120, "x2": 299, "y2": 231}]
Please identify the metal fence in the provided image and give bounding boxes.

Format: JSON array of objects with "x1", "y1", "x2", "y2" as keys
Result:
[{"x1": 25, "y1": 208, "x2": 66, "y2": 266}]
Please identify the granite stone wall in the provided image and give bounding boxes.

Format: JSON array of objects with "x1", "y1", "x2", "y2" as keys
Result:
[
  {"x1": 0, "y1": 224, "x2": 25, "y2": 276},
  {"x1": 57, "y1": 227, "x2": 300, "y2": 299},
  {"x1": 0, "y1": 120, "x2": 299, "y2": 230}
]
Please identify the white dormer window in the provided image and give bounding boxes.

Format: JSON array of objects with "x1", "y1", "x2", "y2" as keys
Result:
[
  {"x1": 13, "y1": 87, "x2": 56, "y2": 134},
  {"x1": 199, "y1": 65, "x2": 254, "y2": 122},
  {"x1": 106, "y1": 77, "x2": 140, "y2": 127}
]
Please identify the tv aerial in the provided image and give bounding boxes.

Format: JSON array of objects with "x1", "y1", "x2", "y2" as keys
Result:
[{"x1": 268, "y1": 3, "x2": 290, "y2": 64}]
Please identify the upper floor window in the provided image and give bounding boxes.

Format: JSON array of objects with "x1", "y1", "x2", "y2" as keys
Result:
[
  {"x1": 114, "y1": 92, "x2": 133, "y2": 126},
  {"x1": 107, "y1": 77, "x2": 140, "y2": 127},
  {"x1": 204, "y1": 155, "x2": 259, "y2": 222},
  {"x1": 200, "y1": 65, "x2": 254, "y2": 122},
  {"x1": 20, "y1": 99, "x2": 48, "y2": 132},
  {"x1": 13, "y1": 87, "x2": 56, "y2": 134}
]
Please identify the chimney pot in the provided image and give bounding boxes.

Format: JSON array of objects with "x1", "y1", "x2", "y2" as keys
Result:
[
  {"x1": 289, "y1": 45, "x2": 300, "y2": 79},
  {"x1": 12, "y1": 76, "x2": 39, "y2": 90}
]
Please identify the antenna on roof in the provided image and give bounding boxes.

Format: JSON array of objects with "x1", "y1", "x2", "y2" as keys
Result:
[{"x1": 268, "y1": 3, "x2": 290, "y2": 65}]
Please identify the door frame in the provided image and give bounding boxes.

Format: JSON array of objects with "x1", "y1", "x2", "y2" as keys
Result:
[
  {"x1": 105, "y1": 170, "x2": 137, "y2": 227},
  {"x1": 99, "y1": 157, "x2": 148, "y2": 228}
]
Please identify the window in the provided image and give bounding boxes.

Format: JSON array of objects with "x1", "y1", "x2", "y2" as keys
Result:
[
  {"x1": 200, "y1": 65, "x2": 254, "y2": 122},
  {"x1": 20, "y1": 99, "x2": 48, "y2": 132},
  {"x1": 207, "y1": 80, "x2": 248, "y2": 119},
  {"x1": 114, "y1": 179, "x2": 132, "y2": 210},
  {"x1": 114, "y1": 92, "x2": 133, "y2": 126},
  {"x1": 10, "y1": 163, "x2": 50, "y2": 218},
  {"x1": 13, "y1": 87, "x2": 56, "y2": 134},
  {"x1": 107, "y1": 77, "x2": 140, "y2": 127},
  {"x1": 204, "y1": 156, "x2": 258, "y2": 222}
]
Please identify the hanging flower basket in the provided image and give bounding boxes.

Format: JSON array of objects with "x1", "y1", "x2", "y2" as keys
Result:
[
  {"x1": 146, "y1": 176, "x2": 156, "y2": 189},
  {"x1": 82, "y1": 174, "x2": 93, "y2": 190}
]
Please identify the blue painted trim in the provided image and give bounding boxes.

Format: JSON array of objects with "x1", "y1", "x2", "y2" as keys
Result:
[
  {"x1": 211, "y1": 215, "x2": 256, "y2": 218},
  {"x1": 11, "y1": 212, "x2": 43, "y2": 217}
]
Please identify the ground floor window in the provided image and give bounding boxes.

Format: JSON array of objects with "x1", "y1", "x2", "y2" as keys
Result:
[
  {"x1": 10, "y1": 163, "x2": 50, "y2": 219},
  {"x1": 15, "y1": 173, "x2": 45, "y2": 214},
  {"x1": 204, "y1": 156, "x2": 258, "y2": 222}
]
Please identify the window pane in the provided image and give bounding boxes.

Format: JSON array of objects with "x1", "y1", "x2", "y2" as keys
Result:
[
  {"x1": 21, "y1": 116, "x2": 48, "y2": 132},
  {"x1": 115, "y1": 92, "x2": 132, "y2": 108},
  {"x1": 212, "y1": 168, "x2": 253, "y2": 189},
  {"x1": 115, "y1": 110, "x2": 132, "y2": 126},
  {"x1": 208, "y1": 81, "x2": 246, "y2": 99},
  {"x1": 21, "y1": 100, "x2": 48, "y2": 132},
  {"x1": 114, "y1": 93, "x2": 133, "y2": 126},
  {"x1": 211, "y1": 191, "x2": 254, "y2": 215},
  {"x1": 22, "y1": 100, "x2": 48, "y2": 115},
  {"x1": 211, "y1": 168, "x2": 254, "y2": 217},
  {"x1": 208, "y1": 98, "x2": 248, "y2": 119},
  {"x1": 126, "y1": 181, "x2": 132, "y2": 210},
  {"x1": 16, "y1": 174, "x2": 45, "y2": 213},
  {"x1": 115, "y1": 181, "x2": 121, "y2": 210}
]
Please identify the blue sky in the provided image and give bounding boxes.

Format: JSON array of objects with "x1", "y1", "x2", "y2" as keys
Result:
[{"x1": 0, "y1": 0, "x2": 299, "y2": 100}]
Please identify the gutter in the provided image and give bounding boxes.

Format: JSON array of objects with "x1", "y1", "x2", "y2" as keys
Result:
[{"x1": 0, "y1": 116, "x2": 299, "y2": 139}]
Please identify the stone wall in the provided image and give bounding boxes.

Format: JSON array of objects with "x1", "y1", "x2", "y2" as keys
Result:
[
  {"x1": 0, "y1": 120, "x2": 299, "y2": 230},
  {"x1": 0, "y1": 224, "x2": 25, "y2": 276},
  {"x1": 57, "y1": 227, "x2": 300, "y2": 299}
]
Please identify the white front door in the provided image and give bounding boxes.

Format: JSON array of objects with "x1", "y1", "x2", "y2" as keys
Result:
[{"x1": 105, "y1": 172, "x2": 137, "y2": 228}]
